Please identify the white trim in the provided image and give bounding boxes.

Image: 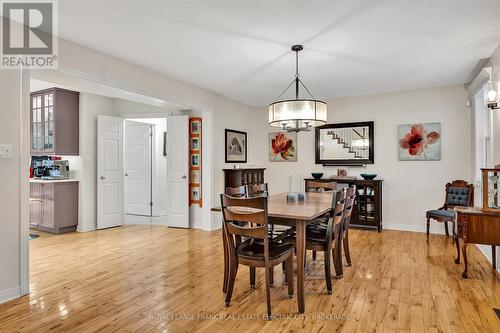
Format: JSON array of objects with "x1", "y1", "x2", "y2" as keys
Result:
[
  {"x1": 0, "y1": 286, "x2": 21, "y2": 304},
  {"x1": 77, "y1": 224, "x2": 97, "y2": 232},
  {"x1": 20, "y1": 69, "x2": 30, "y2": 297},
  {"x1": 383, "y1": 222, "x2": 446, "y2": 235},
  {"x1": 467, "y1": 67, "x2": 492, "y2": 96}
]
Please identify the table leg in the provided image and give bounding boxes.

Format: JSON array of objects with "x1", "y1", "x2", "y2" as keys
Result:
[
  {"x1": 461, "y1": 241, "x2": 468, "y2": 278},
  {"x1": 454, "y1": 234, "x2": 460, "y2": 264},
  {"x1": 296, "y1": 219, "x2": 306, "y2": 313}
]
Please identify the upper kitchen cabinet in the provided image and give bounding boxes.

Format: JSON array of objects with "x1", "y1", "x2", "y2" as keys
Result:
[{"x1": 31, "y1": 88, "x2": 80, "y2": 155}]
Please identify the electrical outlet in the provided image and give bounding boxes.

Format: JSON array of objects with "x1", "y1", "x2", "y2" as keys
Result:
[{"x1": 0, "y1": 144, "x2": 13, "y2": 159}]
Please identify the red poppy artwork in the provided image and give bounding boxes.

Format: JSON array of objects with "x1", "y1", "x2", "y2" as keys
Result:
[
  {"x1": 269, "y1": 132, "x2": 297, "y2": 161},
  {"x1": 398, "y1": 122, "x2": 441, "y2": 161}
]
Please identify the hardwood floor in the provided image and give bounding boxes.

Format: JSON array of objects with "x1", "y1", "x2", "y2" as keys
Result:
[{"x1": 0, "y1": 226, "x2": 499, "y2": 332}]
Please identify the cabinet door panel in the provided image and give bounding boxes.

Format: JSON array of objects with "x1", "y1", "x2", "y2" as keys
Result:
[
  {"x1": 29, "y1": 184, "x2": 42, "y2": 227},
  {"x1": 41, "y1": 184, "x2": 54, "y2": 228}
]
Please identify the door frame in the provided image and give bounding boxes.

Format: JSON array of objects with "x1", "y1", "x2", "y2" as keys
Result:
[{"x1": 20, "y1": 70, "x2": 213, "y2": 298}]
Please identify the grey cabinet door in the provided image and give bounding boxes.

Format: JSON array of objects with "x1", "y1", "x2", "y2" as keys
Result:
[
  {"x1": 29, "y1": 183, "x2": 42, "y2": 227},
  {"x1": 41, "y1": 183, "x2": 55, "y2": 229}
]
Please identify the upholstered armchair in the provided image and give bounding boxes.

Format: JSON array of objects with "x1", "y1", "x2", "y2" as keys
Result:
[{"x1": 426, "y1": 180, "x2": 474, "y2": 240}]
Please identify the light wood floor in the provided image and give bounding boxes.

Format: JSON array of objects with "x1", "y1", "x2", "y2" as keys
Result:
[{"x1": 0, "y1": 226, "x2": 499, "y2": 332}]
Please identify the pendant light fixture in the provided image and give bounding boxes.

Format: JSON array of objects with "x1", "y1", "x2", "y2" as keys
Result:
[{"x1": 268, "y1": 45, "x2": 327, "y2": 132}]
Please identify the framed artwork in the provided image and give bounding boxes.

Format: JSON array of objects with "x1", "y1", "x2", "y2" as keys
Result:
[
  {"x1": 189, "y1": 117, "x2": 202, "y2": 206},
  {"x1": 398, "y1": 122, "x2": 441, "y2": 161},
  {"x1": 225, "y1": 129, "x2": 247, "y2": 163},
  {"x1": 269, "y1": 132, "x2": 297, "y2": 162}
]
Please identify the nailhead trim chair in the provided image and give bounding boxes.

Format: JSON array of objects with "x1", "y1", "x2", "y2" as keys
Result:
[{"x1": 426, "y1": 180, "x2": 474, "y2": 243}]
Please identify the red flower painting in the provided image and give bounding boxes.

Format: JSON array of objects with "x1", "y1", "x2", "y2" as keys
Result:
[
  {"x1": 270, "y1": 132, "x2": 296, "y2": 161},
  {"x1": 399, "y1": 123, "x2": 440, "y2": 160}
]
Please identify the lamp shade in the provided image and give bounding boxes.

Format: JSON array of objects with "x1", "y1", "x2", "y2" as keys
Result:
[{"x1": 268, "y1": 99, "x2": 327, "y2": 131}]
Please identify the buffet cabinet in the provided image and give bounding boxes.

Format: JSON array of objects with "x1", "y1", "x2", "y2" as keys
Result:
[
  {"x1": 223, "y1": 168, "x2": 265, "y2": 189},
  {"x1": 304, "y1": 178, "x2": 383, "y2": 232}
]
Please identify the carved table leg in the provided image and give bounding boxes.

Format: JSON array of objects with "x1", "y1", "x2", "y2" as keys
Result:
[
  {"x1": 461, "y1": 242, "x2": 468, "y2": 278},
  {"x1": 454, "y1": 234, "x2": 460, "y2": 264}
]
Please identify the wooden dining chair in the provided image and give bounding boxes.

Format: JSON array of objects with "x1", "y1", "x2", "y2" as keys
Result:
[
  {"x1": 225, "y1": 185, "x2": 249, "y2": 198},
  {"x1": 341, "y1": 186, "x2": 357, "y2": 267},
  {"x1": 220, "y1": 194, "x2": 295, "y2": 318},
  {"x1": 247, "y1": 183, "x2": 269, "y2": 197},
  {"x1": 284, "y1": 191, "x2": 346, "y2": 295},
  {"x1": 306, "y1": 181, "x2": 337, "y2": 192}
]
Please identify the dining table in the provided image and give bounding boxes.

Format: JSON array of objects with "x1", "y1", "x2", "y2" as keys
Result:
[{"x1": 211, "y1": 191, "x2": 335, "y2": 313}]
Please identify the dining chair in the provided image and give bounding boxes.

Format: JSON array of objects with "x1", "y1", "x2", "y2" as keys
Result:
[
  {"x1": 284, "y1": 190, "x2": 346, "y2": 295},
  {"x1": 225, "y1": 185, "x2": 249, "y2": 198},
  {"x1": 220, "y1": 194, "x2": 295, "y2": 318},
  {"x1": 341, "y1": 186, "x2": 356, "y2": 267},
  {"x1": 305, "y1": 181, "x2": 337, "y2": 261},
  {"x1": 247, "y1": 183, "x2": 269, "y2": 197}
]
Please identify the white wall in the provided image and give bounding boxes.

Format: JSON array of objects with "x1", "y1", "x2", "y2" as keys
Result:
[
  {"x1": 0, "y1": 70, "x2": 23, "y2": 303},
  {"x1": 253, "y1": 85, "x2": 471, "y2": 233}
]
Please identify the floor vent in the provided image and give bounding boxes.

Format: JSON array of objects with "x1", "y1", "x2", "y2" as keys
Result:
[{"x1": 494, "y1": 308, "x2": 500, "y2": 320}]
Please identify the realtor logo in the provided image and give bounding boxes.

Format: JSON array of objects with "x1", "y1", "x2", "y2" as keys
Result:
[{"x1": 1, "y1": 0, "x2": 58, "y2": 68}]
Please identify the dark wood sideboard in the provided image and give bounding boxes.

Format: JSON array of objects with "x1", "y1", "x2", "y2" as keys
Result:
[
  {"x1": 223, "y1": 168, "x2": 266, "y2": 189},
  {"x1": 304, "y1": 178, "x2": 383, "y2": 232}
]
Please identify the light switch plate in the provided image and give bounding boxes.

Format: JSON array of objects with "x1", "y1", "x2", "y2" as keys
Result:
[{"x1": 0, "y1": 144, "x2": 13, "y2": 159}]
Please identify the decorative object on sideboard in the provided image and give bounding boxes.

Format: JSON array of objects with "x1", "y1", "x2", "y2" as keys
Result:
[
  {"x1": 398, "y1": 122, "x2": 441, "y2": 161},
  {"x1": 481, "y1": 167, "x2": 500, "y2": 213},
  {"x1": 269, "y1": 131, "x2": 297, "y2": 162},
  {"x1": 311, "y1": 172, "x2": 323, "y2": 179},
  {"x1": 189, "y1": 117, "x2": 202, "y2": 207},
  {"x1": 315, "y1": 121, "x2": 374, "y2": 166},
  {"x1": 360, "y1": 173, "x2": 377, "y2": 180},
  {"x1": 337, "y1": 168, "x2": 348, "y2": 177},
  {"x1": 225, "y1": 129, "x2": 247, "y2": 163},
  {"x1": 268, "y1": 45, "x2": 327, "y2": 132}
]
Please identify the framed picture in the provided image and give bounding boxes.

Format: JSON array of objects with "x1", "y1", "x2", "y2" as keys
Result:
[
  {"x1": 191, "y1": 137, "x2": 200, "y2": 151},
  {"x1": 191, "y1": 120, "x2": 200, "y2": 134},
  {"x1": 190, "y1": 170, "x2": 201, "y2": 183},
  {"x1": 269, "y1": 132, "x2": 297, "y2": 162},
  {"x1": 225, "y1": 129, "x2": 247, "y2": 163},
  {"x1": 191, "y1": 154, "x2": 200, "y2": 167},
  {"x1": 398, "y1": 122, "x2": 441, "y2": 161},
  {"x1": 190, "y1": 187, "x2": 200, "y2": 201}
]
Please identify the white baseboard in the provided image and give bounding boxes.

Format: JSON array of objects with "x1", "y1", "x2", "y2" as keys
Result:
[
  {"x1": 0, "y1": 286, "x2": 21, "y2": 304},
  {"x1": 77, "y1": 223, "x2": 96, "y2": 232},
  {"x1": 476, "y1": 244, "x2": 500, "y2": 273},
  {"x1": 381, "y1": 222, "x2": 446, "y2": 235}
]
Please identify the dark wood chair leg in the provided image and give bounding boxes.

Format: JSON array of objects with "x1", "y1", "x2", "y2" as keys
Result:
[
  {"x1": 286, "y1": 256, "x2": 294, "y2": 298},
  {"x1": 461, "y1": 242, "x2": 468, "y2": 278},
  {"x1": 343, "y1": 231, "x2": 352, "y2": 267},
  {"x1": 333, "y1": 236, "x2": 343, "y2": 278},
  {"x1": 426, "y1": 217, "x2": 430, "y2": 239},
  {"x1": 282, "y1": 261, "x2": 286, "y2": 273},
  {"x1": 312, "y1": 250, "x2": 317, "y2": 261},
  {"x1": 249, "y1": 266, "x2": 256, "y2": 288},
  {"x1": 269, "y1": 267, "x2": 274, "y2": 286},
  {"x1": 225, "y1": 261, "x2": 239, "y2": 306},
  {"x1": 222, "y1": 229, "x2": 229, "y2": 293},
  {"x1": 444, "y1": 221, "x2": 449, "y2": 237},
  {"x1": 264, "y1": 263, "x2": 272, "y2": 319},
  {"x1": 324, "y1": 250, "x2": 333, "y2": 295},
  {"x1": 492, "y1": 246, "x2": 496, "y2": 270},
  {"x1": 454, "y1": 235, "x2": 460, "y2": 264}
]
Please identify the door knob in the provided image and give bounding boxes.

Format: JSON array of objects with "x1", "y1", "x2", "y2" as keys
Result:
[
  {"x1": 124, "y1": 173, "x2": 128, "y2": 177},
  {"x1": 182, "y1": 175, "x2": 187, "y2": 179},
  {"x1": 100, "y1": 176, "x2": 106, "y2": 180}
]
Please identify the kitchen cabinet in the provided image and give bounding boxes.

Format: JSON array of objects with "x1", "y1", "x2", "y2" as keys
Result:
[
  {"x1": 31, "y1": 88, "x2": 79, "y2": 155},
  {"x1": 29, "y1": 180, "x2": 79, "y2": 234}
]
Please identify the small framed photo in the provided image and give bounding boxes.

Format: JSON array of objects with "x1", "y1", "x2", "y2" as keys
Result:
[
  {"x1": 190, "y1": 170, "x2": 201, "y2": 183},
  {"x1": 191, "y1": 137, "x2": 200, "y2": 151},
  {"x1": 225, "y1": 129, "x2": 247, "y2": 163},
  {"x1": 191, "y1": 120, "x2": 200, "y2": 134},
  {"x1": 191, "y1": 154, "x2": 200, "y2": 167},
  {"x1": 191, "y1": 187, "x2": 200, "y2": 201}
]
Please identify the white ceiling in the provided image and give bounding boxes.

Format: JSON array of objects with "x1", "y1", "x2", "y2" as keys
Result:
[{"x1": 58, "y1": 0, "x2": 500, "y2": 106}]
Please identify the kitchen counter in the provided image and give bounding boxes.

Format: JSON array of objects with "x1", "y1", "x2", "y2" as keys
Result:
[{"x1": 30, "y1": 178, "x2": 79, "y2": 184}]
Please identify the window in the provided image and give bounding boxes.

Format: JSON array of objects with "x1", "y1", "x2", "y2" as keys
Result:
[{"x1": 473, "y1": 85, "x2": 493, "y2": 182}]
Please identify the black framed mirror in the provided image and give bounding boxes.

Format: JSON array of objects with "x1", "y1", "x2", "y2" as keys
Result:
[{"x1": 315, "y1": 121, "x2": 374, "y2": 166}]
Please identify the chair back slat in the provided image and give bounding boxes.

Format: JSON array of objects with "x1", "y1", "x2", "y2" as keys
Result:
[
  {"x1": 342, "y1": 186, "x2": 357, "y2": 233},
  {"x1": 221, "y1": 195, "x2": 268, "y2": 240},
  {"x1": 225, "y1": 185, "x2": 248, "y2": 198},
  {"x1": 325, "y1": 191, "x2": 346, "y2": 246},
  {"x1": 248, "y1": 183, "x2": 269, "y2": 197},
  {"x1": 306, "y1": 181, "x2": 337, "y2": 192}
]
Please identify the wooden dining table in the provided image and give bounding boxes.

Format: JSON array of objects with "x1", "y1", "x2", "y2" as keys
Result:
[{"x1": 211, "y1": 191, "x2": 334, "y2": 313}]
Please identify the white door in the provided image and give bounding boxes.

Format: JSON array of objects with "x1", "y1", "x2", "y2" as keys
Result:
[
  {"x1": 125, "y1": 121, "x2": 152, "y2": 216},
  {"x1": 167, "y1": 115, "x2": 189, "y2": 228},
  {"x1": 97, "y1": 116, "x2": 124, "y2": 229}
]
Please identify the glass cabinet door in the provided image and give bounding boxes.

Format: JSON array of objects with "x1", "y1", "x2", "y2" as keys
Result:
[
  {"x1": 32, "y1": 95, "x2": 43, "y2": 150},
  {"x1": 43, "y1": 92, "x2": 54, "y2": 150}
]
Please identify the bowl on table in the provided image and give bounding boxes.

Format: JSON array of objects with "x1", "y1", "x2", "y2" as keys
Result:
[
  {"x1": 311, "y1": 172, "x2": 324, "y2": 179},
  {"x1": 360, "y1": 173, "x2": 377, "y2": 180}
]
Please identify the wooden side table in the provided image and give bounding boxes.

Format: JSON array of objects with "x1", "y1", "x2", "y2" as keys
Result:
[{"x1": 455, "y1": 207, "x2": 500, "y2": 278}]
